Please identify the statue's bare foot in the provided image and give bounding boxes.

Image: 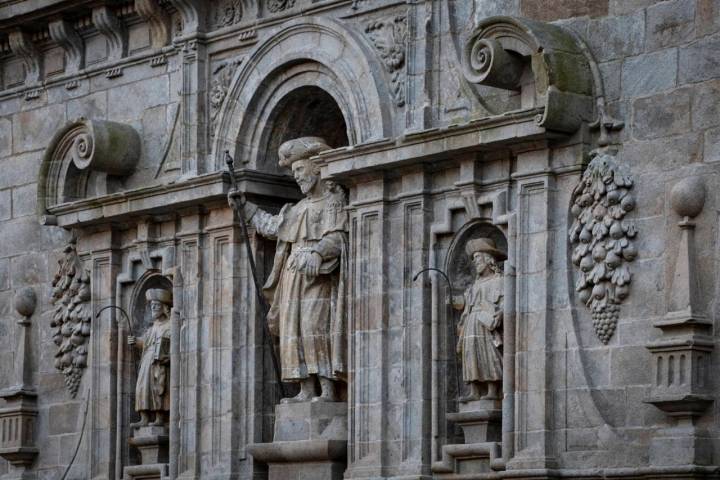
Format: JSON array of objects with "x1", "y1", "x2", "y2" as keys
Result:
[
  {"x1": 458, "y1": 392, "x2": 482, "y2": 403},
  {"x1": 281, "y1": 378, "x2": 315, "y2": 403},
  {"x1": 312, "y1": 377, "x2": 337, "y2": 402},
  {"x1": 151, "y1": 413, "x2": 166, "y2": 426},
  {"x1": 481, "y1": 382, "x2": 501, "y2": 400},
  {"x1": 130, "y1": 412, "x2": 149, "y2": 428},
  {"x1": 459, "y1": 383, "x2": 482, "y2": 403}
]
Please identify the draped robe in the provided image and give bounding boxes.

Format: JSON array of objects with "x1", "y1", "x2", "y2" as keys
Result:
[
  {"x1": 457, "y1": 272, "x2": 504, "y2": 383},
  {"x1": 250, "y1": 187, "x2": 348, "y2": 382},
  {"x1": 135, "y1": 318, "x2": 171, "y2": 412}
]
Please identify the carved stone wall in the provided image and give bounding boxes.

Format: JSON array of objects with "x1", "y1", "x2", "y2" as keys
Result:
[{"x1": 0, "y1": 0, "x2": 718, "y2": 479}]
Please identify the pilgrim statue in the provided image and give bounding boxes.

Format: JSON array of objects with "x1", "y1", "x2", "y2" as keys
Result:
[
  {"x1": 228, "y1": 137, "x2": 348, "y2": 403},
  {"x1": 128, "y1": 288, "x2": 172, "y2": 427},
  {"x1": 453, "y1": 238, "x2": 505, "y2": 402}
]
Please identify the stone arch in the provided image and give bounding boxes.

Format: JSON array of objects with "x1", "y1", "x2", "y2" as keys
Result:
[{"x1": 212, "y1": 16, "x2": 392, "y2": 170}]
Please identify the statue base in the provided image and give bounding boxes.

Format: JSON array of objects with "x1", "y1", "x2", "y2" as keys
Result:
[
  {"x1": 431, "y1": 399, "x2": 502, "y2": 478},
  {"x1": 248, "y1": 401, "x2": 347, "y2": 480},
  {"x1": 123, "y1": 425, "x2": 169, "y2": 480}
]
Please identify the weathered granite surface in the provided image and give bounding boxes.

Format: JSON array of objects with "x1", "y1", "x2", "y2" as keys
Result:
[{"x1": 0, "y1": 1, "x2": 718, "y2": 479}]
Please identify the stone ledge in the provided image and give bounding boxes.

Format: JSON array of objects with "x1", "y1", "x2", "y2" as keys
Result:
[
  {"x1": 44, "y1": 169, "x2": 300, "y2": 228},
  {"x1": 318, "y1": 108, "x2": 560, "y2": 180},
  {"x1": 248, "y1": 439, "x2": 347, "y2": 463}
]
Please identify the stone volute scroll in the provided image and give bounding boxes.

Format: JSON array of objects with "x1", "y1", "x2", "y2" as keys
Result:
[
  {"x1": 37, "y1": 118, "x2": 140, "y2": 226},
  {"x1": 244, "y1": 137, "x2": 349, "y2": 480},
  {"x1": 569, "y1": 149, "x2": 638, "y2": 344},
  {"x1": 461, "y1": 16, "x2": 594, "y2": 133}
]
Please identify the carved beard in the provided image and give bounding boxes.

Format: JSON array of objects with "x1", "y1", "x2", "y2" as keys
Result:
[
  {"x1": 297, "y1": 174, "x2": 318, "y2": 194},
  {"x1": 151, "y1": 306, "x2": 169, "y2": 321}
]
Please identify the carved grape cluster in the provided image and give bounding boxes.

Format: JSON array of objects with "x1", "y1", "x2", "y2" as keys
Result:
[
  {"x1": 569, "y1": 150, "x2": 637, "y2": 344},
  {"x1": 50, "y1": 239, "x2": 91, "y2": 397}
]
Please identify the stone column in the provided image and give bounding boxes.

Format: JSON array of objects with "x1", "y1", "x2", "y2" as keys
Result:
[
  {"x1": 505, "y1": 149, "x2": 558, "y2": 472},
  {"x1": 0, "y1": 288, "x2": 39, "y2": 480},
  {"x1": 85, "y1": 229, "x2": 122, "y2": 480}
]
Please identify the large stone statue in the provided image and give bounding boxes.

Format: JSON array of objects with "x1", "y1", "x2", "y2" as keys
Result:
[
  {"x1": 128, "y1": 288, "x2": 172, "y2": 427},
  {"x1": 229, "y1": 137, "x2": 348, "y2": 403},
  {"x1": 453, "y1": 238, "x2": 505, "y2": 402}
]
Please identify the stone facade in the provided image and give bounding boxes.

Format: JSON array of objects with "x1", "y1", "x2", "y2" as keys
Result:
[{"x1": 0, "y1": 1, "x2": 718, "y2": 479}]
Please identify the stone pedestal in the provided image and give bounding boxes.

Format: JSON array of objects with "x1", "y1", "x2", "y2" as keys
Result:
[
  {"x1": 432, "y1": 399, "x2": 502, "y2": 478},
  {"x1": 0, "y1": 388, "x2": 38, "y2": 480},
  {"x1": 248, "y1": 401, "x2": 347, "y2": 480},
  {"x1": 123, "y1": 425, "x2": 169, "y2": 480}
]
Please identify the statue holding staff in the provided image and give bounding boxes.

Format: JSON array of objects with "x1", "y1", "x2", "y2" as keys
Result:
[{"x1": 228, "y1": 137, "x2": 348, "y2": 403}]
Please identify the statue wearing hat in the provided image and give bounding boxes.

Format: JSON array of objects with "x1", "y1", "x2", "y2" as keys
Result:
[
  {"x1": 228, "y1": 137, "x2": 348, "y2": 403},
  {"x1": 453, "y1": 237, "x2": 505, "y2": 401},
  {"x1": 128, "y1": 288, "x2": 173, "y2": 426}
]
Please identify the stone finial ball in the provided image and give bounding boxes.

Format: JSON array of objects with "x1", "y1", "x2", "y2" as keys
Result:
[
  {"x1": 670, "y1": 177, "x2": 706, "y2": 218},
  {"x1": 13, "y1": 287, "x2": 37, "y2": 317}
]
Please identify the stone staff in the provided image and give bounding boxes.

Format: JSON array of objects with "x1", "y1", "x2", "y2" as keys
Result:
[{"x1": 225, "y1": 151, "x2": 287, "y2": 398}]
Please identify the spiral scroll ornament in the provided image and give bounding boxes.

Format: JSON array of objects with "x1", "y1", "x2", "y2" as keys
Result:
[
  {"x1": 50, "y1": 238, "x2": 92, "y2": 397},
  {"x1": 569, "y1": 150, "x2": 638, "y2": 344},
  {"x1": 71, "y1": 132, "x2": 94, "y2": 170},
  {"x1": 469, "y1": 39, "x2": 494, "y2": 80}
]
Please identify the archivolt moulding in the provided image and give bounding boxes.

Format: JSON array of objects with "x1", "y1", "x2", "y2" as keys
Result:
[
  {"x1": 462, "y1": 16, "x2": 594, "y2": 133},
  {"x1": 212, "y1": 16, "x2": 393, "y2": 170},
  {"x1": 37, "y1": 117, "x2": 140, "y2": 226}
]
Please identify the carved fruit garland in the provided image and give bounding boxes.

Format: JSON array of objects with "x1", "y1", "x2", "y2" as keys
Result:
[
  {"x1": 50, "y1": 238, "x2": 91, "y2": 397},
  {"x1": 569, "y1": 150, "x2": 637, "y2": 344}
]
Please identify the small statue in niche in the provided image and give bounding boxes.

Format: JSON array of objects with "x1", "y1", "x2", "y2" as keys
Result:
[
  {"x1": 228, "y1": 137, "x2": 348, "y2": 403},
  {"x1": 453, "y1": 238, "x2": 505, "y2": 402},
  {"x1": 128, "y1": 288, "x2": 172, "y2": 427}
]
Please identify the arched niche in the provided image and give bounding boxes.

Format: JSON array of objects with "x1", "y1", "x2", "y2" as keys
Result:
[
  {"x1": 442, "y1": 220, "x2": 508, "y2": 406},
  {"x1": 37, "y1": 117, "x2": 140, "y2": 225},
  {"x1": 212, "y1": 16, "x2": 392, "y2": 170},
  {"x1": 258, "y1": 85, "x2": 349, "y2": 174}
]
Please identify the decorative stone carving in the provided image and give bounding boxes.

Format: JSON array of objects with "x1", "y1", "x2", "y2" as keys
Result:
[
  {"x1": 92, "y1": 6, "x2": 127, "y2": 61},
  {"x1": 569, "y1": 149, "x2": 637, "y2": 344},
  {"x1": 462, "y1": 16, "x2": 594, "y2": 133},
  {"x1": 48, "y1": 19, "x2": 84, "y2": 74},
  {"x1": 452, "y1": 238, "x2": 505, "y2": 401},
  {"x1": 267, "y1": 0, "x2": 296, "y2": 13},
  {"x1": 37, "y1": 118, "x2": 140, "y2": 225},
  {"x1": 214, "y1": 0, "x2": 243, "y2": 28},
  {"x1": 209, "y1": 59, "x2": 242, "y2": 138},
  {"x1": 229, "y1": 137, "x2": 348, "y2": 403},
  {"x1": 13, "y1": 288, "x2": 36, "y2": 319},
  {"x1": 364, "y1": 15, "x2": 408, "y2": 107},
  {"x1": 135, "y1": 0, "x2": 170, "y2": 49},
  {"x1": 50, "y1": 238, "x2": 91, "y2": 397},
  {"x1": 128, "y1": 288, "x2": 173, "y2": 428},
  {"x1": 8, "y1": 29, "x2": 41, "y2": 84}
]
